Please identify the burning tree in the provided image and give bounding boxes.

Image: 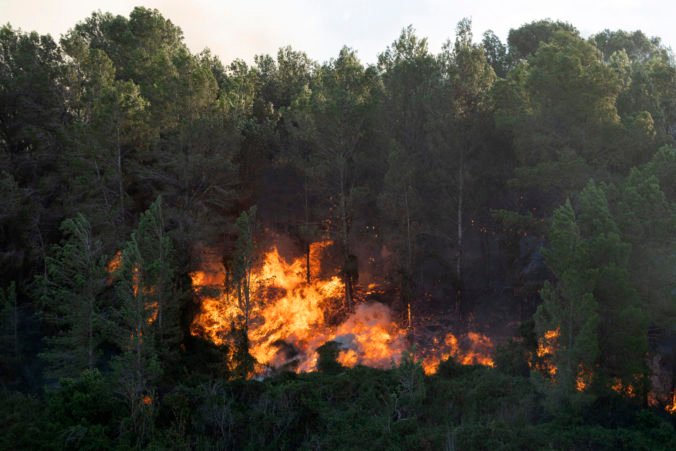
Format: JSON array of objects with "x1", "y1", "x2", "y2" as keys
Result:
[
  {"x1": 534, "y1": 182, "x2": 649, "y2": 404},
  {"x1": 112, "y1": 197, "x2": 179, "y2": 435},
  {"x1": 229, "y1": 206, "x2": 258, "y2": 377}
]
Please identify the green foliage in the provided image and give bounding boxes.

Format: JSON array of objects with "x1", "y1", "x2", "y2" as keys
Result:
[
  {"x1": 45, "y1": 370, "x2": 121, "y2": 450},
  {"x1": 111, "y1": 197, "x2": 179, "y2": 444},
  {"x1": 316, "y1": 340, "x2": 343, "y2": 374},
  {"x1": 508, "y1": 20, "x2": 579, "y2": 60},
  {"x1": 37, "y1": 215, "x2": 110, "y2": 380},
  {"x1": 536, "y1": 180, "x2": 654, "y2": 407}
]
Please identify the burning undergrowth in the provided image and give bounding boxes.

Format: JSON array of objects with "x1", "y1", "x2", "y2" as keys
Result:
[{"x1": 189, "y1": 239, "x2": 495, "y2": 376}]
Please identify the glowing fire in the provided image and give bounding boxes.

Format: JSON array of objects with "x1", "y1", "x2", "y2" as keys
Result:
[
  {"x1": 575, "y1": 365, "x2": 592, "y2": 392},
  {"x1": 534, "y1": 328, "x2": 559, "y2": 377},
  {"x1": 106, "y1": 251, "x2": 158, "y2": 326},
  {"x1": 421, "y1": 332, "x2": 495, "y2": 375},
  {"x1": 611, "y1": 379, "x2": 637, "y2": 398},
  {"x1": 190, "y1": 241, "x2": 495, "y2": 376},
  {"x1": 190, "y1": 242, "x2": 407, "y2": 372},
  {"x1": 667, "y1": 392, "x2": 676, "y2": 414},
  {"x1": 106, "y1": 250, "x2": 122, "y2": 284}
]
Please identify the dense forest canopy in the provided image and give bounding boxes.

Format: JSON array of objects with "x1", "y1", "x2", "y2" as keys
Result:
[{"x1": 1, "y1": 7, "x2": 675, "y2": 449}]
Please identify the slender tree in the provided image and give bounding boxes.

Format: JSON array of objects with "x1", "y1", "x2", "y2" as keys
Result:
[{"x1": 38, "y1": 215, "x2": 109, "y2": 379}]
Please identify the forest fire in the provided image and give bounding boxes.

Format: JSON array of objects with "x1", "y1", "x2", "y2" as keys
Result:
[
  {"x1": 534, "y1": 328, "x2": 559, "y2": 377},
  {"x1": 611, "y1": 380, "x2": 637, "y2": 398},
  {"x1": 667, "y1": 393, "x2": 676, "y2": 414},
  {"x1": 421, "y1": 332, "x2": 495, "y2": 375},
  {"x1": 106, "y1": 251, "x2": 158, "y2": 325},
  {"x1": 189, "y1": 240, "x2": 495, "y2": 376},
  {"x1": 576, "y1": 365, "x2": 592, "y2": 392}
]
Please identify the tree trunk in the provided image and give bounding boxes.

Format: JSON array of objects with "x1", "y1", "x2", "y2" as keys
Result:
[
  {"x1": 83, "y1": 231, "x2": 95, "y2": 370},
  {"x1": 12, "y1": 286, "x2": 18, "y2": 360},
  {"x1": 116, "y1": 124, "x2": 124, "y2": 227},
  {"x1": 243, "y1": 272, "x2": 251, "y2": 331},
  {"x1": 304, "y1": 175, "x2": 311, "y2": 284},
  {"x1": 339, "y1": 162, "x2": 353, "y2": 309},
  {"x1": 305, "y1": 242, "x2": 311, "y2": 284},
  {"x1": 157, "y1": 202, "x2": 164, "y2": 336},
  {"x1": 456, "y1": 152, "x2": 464, "y2": 314},
  {"x1": 405, "y1": 188, "x2": 412, "y2": 270},
  {"x1": 93, "y1": 159, "x2": 111, "y2": 213}
]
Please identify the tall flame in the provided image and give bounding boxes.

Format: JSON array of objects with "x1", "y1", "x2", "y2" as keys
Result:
[{"x1": 190, "y1": 241, "x2": 495, "y2": 376}]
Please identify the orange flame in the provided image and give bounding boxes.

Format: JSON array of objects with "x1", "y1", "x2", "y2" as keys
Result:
[
  {"x1": 107, "y1": 251, "x2": 158, "y2": 326},
  {"x1": 190, "y1": 241, "x2": 494, "y2": 376},
  {"x1": 666, "y1": 392, "x2": 676, "y2": 414},
  {"x1": 421, "y1": 332, "x2": 495, "y2": 375},
  {"x1": 534, "y1": 328, "x2": 559, "y2": 377},
  {"x1": 575, "y1": 365, "x2": 592, "y2": 392},
  {"x1": 106, "y1": 251, "x2": 122, "y2": 284},
  {"x1": 190, "y1": 242, "x2": 408, "y2": 372}
]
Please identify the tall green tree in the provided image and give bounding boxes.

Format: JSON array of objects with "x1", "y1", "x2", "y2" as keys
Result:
[
  {"x1": 612, "y1": 147, "x2": 676, "y2": 328},
  {"x1": 495, "y1": 31, "x2": 624, "y2": 207},
  {"x1": 377, "y1": 26, "x2": 437, "y2": 305},
  {"x1": 0, "y1": 25, "x2": 68, "y2": 281},
  {"x1": 535, "y1": 199, "x2": 599, "y2": 404},
  {"x1": 231, "y1": 206, "x2": 257, "y2": 332},
  {"x1": 292, "y1": 47, "x2": 377, "y2": 308},
  {"x1": 112, "y1": 197, "x2": 178, "y2": 440},
  {"x1": 536, "y1": 181, "x2": 649, "y2": 404},
  {"x1": 60, "y1": 34, "x2": 151, "y2": 238},
  {"x1": 38, "y1": 215, "x2": 109, "y2": 379},
  {"x1": 430, "y1": 19, "x2": 496, "y2": 311},
  {"x1": 507, "y1": 20, "x2": 579, "y2": 61}
]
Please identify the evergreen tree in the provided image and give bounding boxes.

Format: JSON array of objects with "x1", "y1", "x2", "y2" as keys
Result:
[
  {"x1": 38, "y1": 215, "x2": 109, "y2": 379},
  {"x1": 535, "y1": 200, "x2": 599, "y2": 402},
  {"x1": 112, "y1": 197, "x2": 178, "y2": 437},
  {"x1": 536, "y1": 181, "x2": 650, "y2": 404},
  {"x1": 231, "y1": 206, "x2": 257, "y2": 331},
  {"x1": 430, "y1": 19, "x2": 496, "y2": 311},
  {"x1": 377, "y1": 26, "x2": 437, "y2": 307},
  {"x1": 292, "y1": 48, "x2": 376, "y2": 308},
  {"x1": 0, "y1": 25, "x2": 68, "y2": 281}
]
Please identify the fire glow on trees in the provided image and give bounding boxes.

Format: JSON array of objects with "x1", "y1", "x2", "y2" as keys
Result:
[
  {"x1": 107, "y1": 250, "x2": 158, "y2": 326},
  {"x1": 421, "y1": 332, "x2": 495, "y2": 375},
  {"x1": 534, "y1": 328, "x2": 559, "y2": 378},
  {"x1": 189, "y1": 240, "x2": 495, "y2": 376},
  {"x1": 533, "y1": 328, "x2": 676, "y2": 415}
]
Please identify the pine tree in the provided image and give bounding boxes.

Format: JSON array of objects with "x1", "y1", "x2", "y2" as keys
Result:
[
  {"x1": 535, "y1": 199, "x2": 599, "y2": 401},
  {"x1": 112, "y1": 231, "x2": 160, "y2": 442},
  {"x1": 536, "y1": 181, "x2": 650, "y2": 404},
  {"x1": 38, "y1": 214, "x2": 109, "y2": 379},
  {"x1": 377, "y1": 26, "x2": 436, "y2": 308},
  {"x1": 112, "y1": 197, "x2": 178, "y2": 438},
  {"x1": 430, "y1": 19, "x2": 496, "y2": 312},
  {"x1": 231, "y1": 207, "x2": 257, "y2": 332}
]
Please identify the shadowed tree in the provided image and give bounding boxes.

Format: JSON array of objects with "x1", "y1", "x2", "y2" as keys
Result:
[
  {"x1": 430, "y1": 19, "x2": 496, "y2": 312},
  {"x1": 38, "y1": 215, "x2": 110, "y2": 379}
]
